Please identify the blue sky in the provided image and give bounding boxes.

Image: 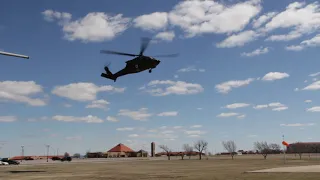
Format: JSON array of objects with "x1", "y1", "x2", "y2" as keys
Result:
[{"x1": 1, "y1": 0, "x2": 320, "y2": 157}]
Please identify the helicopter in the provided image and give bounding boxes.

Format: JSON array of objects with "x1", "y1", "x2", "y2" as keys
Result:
[{"x1": 100, "y1": 37, "x2": 178, "y2": 82}]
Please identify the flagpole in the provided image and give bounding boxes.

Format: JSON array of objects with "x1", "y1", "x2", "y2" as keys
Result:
[{"x1": 282, "y1": 135, "x2": 286, "y2": 164}]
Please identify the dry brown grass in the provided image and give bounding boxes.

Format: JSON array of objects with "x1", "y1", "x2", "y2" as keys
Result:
[{"x1": 1, "y1": 154, "x2": 320, "y2": 180}]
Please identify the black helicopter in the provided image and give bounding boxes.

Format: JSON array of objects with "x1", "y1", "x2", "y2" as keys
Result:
[{"x1": 100, "y1": 37, "x2": 178, "y2": 82}]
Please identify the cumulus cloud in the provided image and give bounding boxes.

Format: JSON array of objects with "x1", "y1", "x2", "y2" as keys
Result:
[
  {"x1": 305, "y1": 100, "x2": 312, "y2": 103},
  {"x1": 224, "y1": 103, "x2": 250, "y2": 109},
  {"x1": 306, "y1": 106, "x2": 320, "y2": 112},
  {"x1": 302, "y1": 81, "x2": 320, "y2": 91},
  {"x1": 85, "y1": 99, "x2": 110, "y2": 110},
  {"x1": 0, "y1": 116, "x2": 17, "y2": 122},
  {"x1": 42, "y1": 10, "x2": 131, "y2": 42},
  {"x1": 252, "y1": 12, "x2": 277, "y2": 29},
  {"x1": 154, "y1": 31, "x2": 175, "y2": 41},
  {"x1": 217, "y1": 112, "x2": 239, "y2": 117},
  {"x1": 177, "y1": 66, "x2": 205, "y2": 73},
  {"x1": 116, "y1": 127, "x2": 134, "y2": 131},
  {"x1": 280, "y1": 123, "x2": 315, "y2": 127},
  {"x1": 141, "y1": 80, "x2": 204, "y2": 96},
  {"x1": 215, "y1": 78, "x2": 255, "y2": 94},
  {"x1": 168, "y1": 0, "x2": 262, "y2": 37},
  {"x1": 0, "y1": 81, "x2": 47, "y2": 106},
  {"x1": 106, "y1": 116, "x2": 119, "y2": 122},
  {"x1": 133, "y1": 12, "x2": 168, "y2": 31},
  {"x1": 286, "y1": 34, "x2": 320, "y2": 51},
  {"x1": 216, "y1": 30, "x2": 260, "y2": 48},
  {"x1": 52, "y1": 82, "x2": 124, "y2": 102},
  {"x1": 190, "y1": 125, "x2": 202, "y2": 128},
  {"x1": 157, "y1": 111, "x2": 178, "y2": 117},
  {"x1": 261, "y1": 72, "x2": 290, "y2": 81},
  {"x1": 309, "y1": 72, "x2": 320, "y2": 77},
  {"x1": 241, "y1": 47, "x2": 269, "y2": 57},
  {"x1": 52, "y1": 115, "x2": 104, "y2": 123},
  {"x1": 118, "y1": 108, "x2": 152, "y2": 121},
  {"x1": 253, "y1": 102, "x2": 288, "y2": 111}
]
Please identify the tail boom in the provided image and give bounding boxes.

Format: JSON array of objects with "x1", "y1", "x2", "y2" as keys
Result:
[{"x1": 101, "y1": 66, "x2": 117, "y2": 82}]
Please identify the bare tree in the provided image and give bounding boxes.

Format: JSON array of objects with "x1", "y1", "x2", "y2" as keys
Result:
[
  {"x1": 269, "y1": 143, "x2": 281, "y2": 154},
  {"x1": 194, "y1": 140, "x2": 208, "y2": 160},
  {"x1": 288, "y1": 142, "x2": 305, "y2": 160},
  {"x1": 222, "y1": 140, "x2": 237, "y2": 160},
  {"x1": 159, "y1": 145, "x2": 171, "y2": 160},
  {"x1": 183, "y1": 144, "x2": 193, "y2": 160},
  {"x1": 254, "y1": 141, "x2": 270, "y2": 159}
]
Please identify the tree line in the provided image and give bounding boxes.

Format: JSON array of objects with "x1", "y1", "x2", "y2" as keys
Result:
[{"x1": 159, "y1": 140, "x2": 320, "y2": 160}]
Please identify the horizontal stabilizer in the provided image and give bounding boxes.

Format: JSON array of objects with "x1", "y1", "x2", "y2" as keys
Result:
[{"x1": 101, "y1": 73, "x2": 117, "y2": 82}]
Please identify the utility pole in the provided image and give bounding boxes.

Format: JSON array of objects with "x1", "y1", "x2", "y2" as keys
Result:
[
  {"x1": 46, "y1": 145, "x2": 50, "y2": 162},
  {"x1": 21, "y1": 146, "x2": 24, "y2": 162}
]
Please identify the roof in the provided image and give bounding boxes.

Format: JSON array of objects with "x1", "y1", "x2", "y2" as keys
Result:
[
  {"x1": 107, "y1": 143, "x2": 134, "y2": 152},
  {"x1": 289, "y1": 142, "x2": 320, "y2": 145},
  {"x1": 137, "y1": 149, "x2": 148, "y2": 153}
]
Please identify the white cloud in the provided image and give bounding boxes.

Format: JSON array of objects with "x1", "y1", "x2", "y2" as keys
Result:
[
  {"x1": 285, "y1": 45, "x2": 304, "y2": 51},
  {"x1": 116, "y1": 127, "x2": 134, "y2": 131},
  {"x1": 157, "y1": 111, "x2": 178, "y2": 117},
  {"x1": 0, "y1": 116, "x2": 17, "y2": 122},
  {"x1": 177, "y1": 66, "x2": 205, "y2": 73},
  {"x1": 264, "y1": 2, "x2": 320, "y2": 38},
  {"x1": 286, "y1": 34, "x2": 320, "y2": 51},
  {"x1": 216, "y1": 30, "x2": 260, "y2": 48},
  {"x1": 27, "y1": 116, "x2": 49, "y2": 122},
  {"x1": 142, "y1": 80, "x2": 204, "y2": 96},
  {"x1": 65, "y1": 135, "x2": 82, "y2": 141},
  {"x1": 215, "y1": 78, "x2": 255, "y2": 93},
  {"x1": 197, "y1": 108, "x2": 203, "y2": 110},
  {"x1": 261, "y1": 72, "x2": 290, "y2": 81},
  {"x1": 168, "y1": 0, "x2": 262, "y2": 37},
  {"x1": 154, "y1": 31, "x2": 175, "y2": 41},
  {"x1": 253, "y1": 102, "x2": 288, "y2": 111},
  {"x1": 85, "y1": 99, "x2": 109, "y2": 110},
  {"x1": 252, "y1": 12, "x2": 277, "y2": 29},
  {"x1": 128, "y1": 134, "x2": 139, "y2": 138},
  {"x1": 306, "y1": 106, "x2": 320, "y2": 112},
  {"x1": 217, "y1": 112, "x2": 239, "y2": 117},
  {"x1": 266, "y1": 31, "x2": 302, "y2": 41},
  {"x1": 224, "y1": 103, "x2": 250, "y2": 109},
  {"x1": 305, "y1": 100, "x2": 312, "y2": 103},
  {"x1": 118, "y1": 108, "x2": 152, "y2": 121},
  {"x1": 133, "y1": 12, "x2": 168, "y2": 31},
  {"x1": 309, "y1": 72, "x2": 320, "y2": 77},
  {"x1": 190, "y1": 125, "x2": 202, "y2": 128},
  {"x1": 302, "y1": 81, "x2": 320, "y2": 91},
  {"x1": 173, "y1": 126, "x2": 182, "y2": 129},
  {"x1": 247, "y1": 134, "x2": 257, "y2": 138},
  {"x1": 106, "y1": 116, "x2": 119, "y2": 122},
  {"x1": 241, "y1": 47, "x2": 269, "y2": 57},
  {"x1": 184, "y1": 130, "x2": 206, "y2": 135},
  {"x1": 43, "y1": 10, "x2": 131, "y2": 42},
  {"x1": 52, "y1": 115, "x2": 103, "y2": 123},
  {"x1": 52, "y1": 82, "x2": 124, "y2": 102},
  {"x1": 0, "y1": 81, "x2": 47, "y2": 106},
  {"x1": 237, "y1": 114, "x2": 246, "y2": 119},
  {"x1": 280, "y1": 123, "x2": 315, "y2": 127},
  {"x1": 174, "y1": 75, "x2": 179, "y2": 79}
]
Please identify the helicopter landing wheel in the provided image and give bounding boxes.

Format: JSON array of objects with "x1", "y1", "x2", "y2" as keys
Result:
[{"x1": 149, "y1": 69, "x2": 152, "y2": 73}]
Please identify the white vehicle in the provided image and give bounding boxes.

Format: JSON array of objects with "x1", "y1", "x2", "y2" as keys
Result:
[{"x1": 0, "y1": 161, "x2": 9, "y2": 165}]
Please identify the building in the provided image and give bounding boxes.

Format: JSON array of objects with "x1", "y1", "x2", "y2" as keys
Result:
[
  {"x1": 287, "y1": 142, "x2": 320, "y2": 153},
  {"x1": 105, "y1": 143, "x2": 136, "y2": 158}
]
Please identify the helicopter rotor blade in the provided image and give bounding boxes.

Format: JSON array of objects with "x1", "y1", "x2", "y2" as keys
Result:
[
  {"x1": 100, "y1": 50, "x2": 138, "y2": 57},
  {"x1": 152, "y1": 53, "x2": 179, "y2": 58},
  {"x1": 139, "y1": 37, "x2": 151, "y2": 56}
]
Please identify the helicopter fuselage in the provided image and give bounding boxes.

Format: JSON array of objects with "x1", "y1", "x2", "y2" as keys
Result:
[{"x1": 101, "y1": 56, "x2": 161, "y2": 82}]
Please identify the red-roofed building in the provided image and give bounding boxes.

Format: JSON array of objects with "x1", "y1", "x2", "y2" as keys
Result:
[{"x1": 105, "y1": 143, "x2": 136, "y2": 157}]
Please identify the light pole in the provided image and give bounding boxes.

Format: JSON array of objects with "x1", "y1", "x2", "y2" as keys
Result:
[
  {"x1": 46, "y1": 145, "x2": 50, "y2": 162},
  {"x1": 21, "y1": 146, "x2": 24, "y2": 162},
  {"x1": 282, "y1": 135, "x2": 286, "y2": 164}
]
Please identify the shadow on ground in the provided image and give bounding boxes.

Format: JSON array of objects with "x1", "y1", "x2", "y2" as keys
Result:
[{"x1": 9, "y1": 170, "x2": 46, "y2": 174}]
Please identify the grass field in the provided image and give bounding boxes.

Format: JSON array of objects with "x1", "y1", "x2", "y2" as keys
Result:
[{"x1": 1, "y1": 154, "x2": 320, "y2": 180}]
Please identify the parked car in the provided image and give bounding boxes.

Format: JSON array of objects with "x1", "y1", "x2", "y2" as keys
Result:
[
  {"x1": 1, "y1": 159, "x2": 20, "y2": 165},
  {"x1": 0, "y1": 161, "x2": 9, "y2": 165}
]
